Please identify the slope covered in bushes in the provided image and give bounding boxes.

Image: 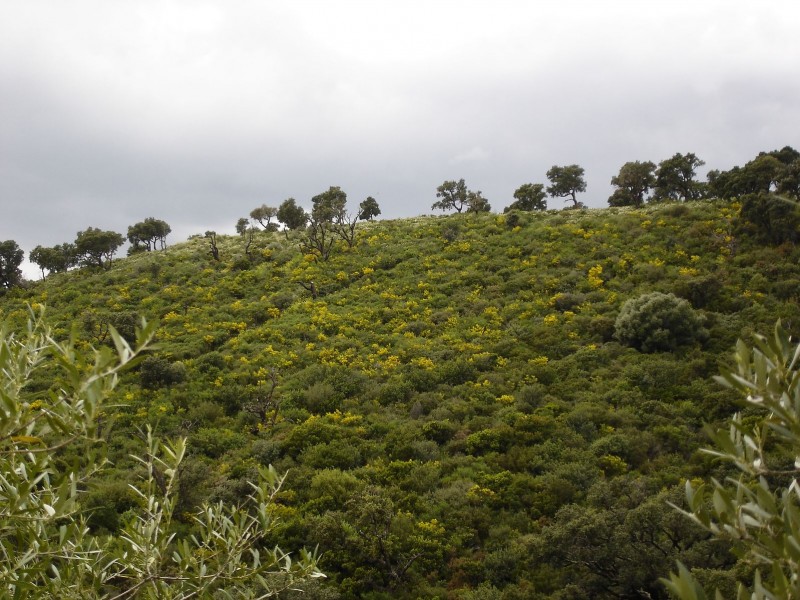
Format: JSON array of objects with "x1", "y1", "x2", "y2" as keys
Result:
[{"x1": 1, "y1": 199, "x2": 798, "y2": 598}]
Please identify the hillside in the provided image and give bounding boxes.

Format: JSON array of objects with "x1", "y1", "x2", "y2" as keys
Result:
[{"x1": 2, "y1": 200, "x2": 798, "y2": 599}]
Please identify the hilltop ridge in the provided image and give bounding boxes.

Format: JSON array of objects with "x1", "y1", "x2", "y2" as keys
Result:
[{"x1": 1, "y1": 200, "x2": 798, "y2": 598}]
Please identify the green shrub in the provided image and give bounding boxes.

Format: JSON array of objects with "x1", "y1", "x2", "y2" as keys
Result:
[
  {"x1": 614, "y1": 292, "x2": 707, "y2": 352},
  {"x1": 139, "y1": 355, "x2": 186, "y2": 389},
  {"x1": 0, "y1": 309, "x2": 322, "y2": 596},
  {"x1": 304, "y1": 382, "x2": 340, "y2": 413},
  {"x1": 672, "y1": 275, "x2": 722, "y2": 309},
  {"x1": 738, "y1": 192, "x2": 800, "y2": 245}
]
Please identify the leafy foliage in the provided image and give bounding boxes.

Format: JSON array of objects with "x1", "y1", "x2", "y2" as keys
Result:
[
  {"x1": 465, "y1": 189, "x2": 491, "y2": 213},
  {"x1": 654, "y1": 153, "x2": 706, "y2": 202},
  {"x1": 432, "y1": 179, "x2": 469, "y2": 213},
  {"x1": 277, "y1": 198, "x2": 308, "y2": 231},
  {"x1": 127, "y1": 218, "x2": 171, "y2": 253},
  {"x1": 250, "y1": 204, "x2": 279, "y2": 230},
  {"x1": 507, "y1": 183, "x2": 547, "y2": 212},
  {"x1": 2, "y1": 198, "x2": 799, "y2": 598},
  {"x1": 29, "y1": 243, "x2": 76, "y2": 278},
  {"x1": 614, "y1": 292, "x2": 707, "y2": 352},
  {"x1": 0, "y1": 239, "x2": 24, "y2": 289},
  {"x1": 0, "y1": 308, "x2": 323, "y2": 597},
  {"x1": 738, "y1": 193, "x2": 800, "y2": 245},
  {"x1": 708, "y1": 147, "x2": 800, "y2": 200},
  {"x1": 609, "y1": 160, "x2": 656, "y2": 206},
  {"x1": 358, "y1": 196, "x2": 381, "y2": 221},
  {"x1": 546, "y1": 164, "x2": 587, "y2": 207},
  {"x1": 664, "y1": 322, "x2": 800, "y2": 599},
  {"x1": 75, "y1": 227, "x2": 125, "y2": 269}
]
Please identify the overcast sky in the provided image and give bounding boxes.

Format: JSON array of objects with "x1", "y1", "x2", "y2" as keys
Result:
[{"x1": 2, "y1": 1, "x2": 799, "y2": 277}]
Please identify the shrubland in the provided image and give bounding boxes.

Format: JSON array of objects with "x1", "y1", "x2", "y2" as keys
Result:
[{"x1": 1, "y1": 198, "x2": 799, "y2": 598}]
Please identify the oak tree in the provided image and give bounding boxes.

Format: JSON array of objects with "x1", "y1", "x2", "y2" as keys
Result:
[
  {"x1": 0, "y1": 240, "x2": 24, "y2": 289},
  {"x1": 653, "y1": 153, "x2": 706, "y2": 201},
  {"x1": 127, "y1": 218, "x2": 171, "y2": 252},
  {"x1": 506, "y1": 183, "x2": 547, "y2": 212},
  {"x1": 358, "y1": 196, "x2": 381, "y2": 221},
  {"x1": 466, "y1": 190, "x2": 491, "y2": 213},
  {"x1": 546, "y1": 165, "x2": 587, "y2": 208},
  {"x1": 75, "y1": 228, "x2": 124, "y2": 270},
  {"x1": 277, "y1": 198, "x2": 308, "y2": 231},
  {"x1": 432, "y1": 179, "x2": 468, "y2": 213},
  {"x1": 608, "y1": 161, "x2": 656, "y2": 206},
  {"x1": 250, "y1": 204, "x2": 279, "y2": 230},
  {"x1": 29, "y1": 244, "x2": 75, "y2": 279}
]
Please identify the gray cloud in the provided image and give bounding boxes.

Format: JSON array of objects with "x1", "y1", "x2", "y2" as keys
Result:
[{"x1": 2, "y1": 1, "x2": 799, "y2": 277}]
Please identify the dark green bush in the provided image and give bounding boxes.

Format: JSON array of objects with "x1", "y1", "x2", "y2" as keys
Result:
[
  {"x1": 614, "y1": 292, "x2": 707, "y2": 352},
  {"x1": 304, "y1": 382, "x2": 340, "y2": 414},
  {"x1": 673, "y1": 275, "x2": 722, "y2": 309},
  {"x1": 139, "y1": 355, "x2": 186, "y2": 389},
  {"x1": 738, "y1": 192, "x2": 800, "y2": 245}
]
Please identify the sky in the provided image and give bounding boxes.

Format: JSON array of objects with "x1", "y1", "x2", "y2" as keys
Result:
[{"x1": 2, "y1": 1, "x2": 799, "y2": 278}]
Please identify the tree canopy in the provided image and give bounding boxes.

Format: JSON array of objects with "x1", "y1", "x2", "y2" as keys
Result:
[
  {"x1": 311, "y1": 187, "x2": 348, "y2": 224},
  {"x1": 235, "y1": 217, "x2": 250, "y2": 235},
  {"x1": 506, "y1": 183, "x2": 547, "y2": 212},
  {"x1": 465, "y1": 190, "x2": 491, "y2": 214},
  {"x1": 250, "y1": 204, "x2": 279, "y2": 230},
  {"x1": 0, "y1": 240, "x2": 24, "y2": 289},
  {"x1": 75, "y1": 228, "x2": 125, "y2": 269},
  {"x1": 127, "y1": 218, "x2": 171, "y2": 253},
  {"x1": 608, "y1": 161, "x2": 656, "y2": 206},
  {"x1": 29, "y1": 243, "x2": 75, "y2": 279},
  {"x1": 277, "y1": 198, "x2": 308, "y2": 231},
  {"x1": 653, "y1": 153, "x2": 706, "y2": 201},
  {"x1": 546, "y1": 165, "x2": 587, "y2": 207},
  {"x1": 708, "y1": 147, "x2": 800, "y2": 200},
  {"x1": 432, "y1": 179, "x2": 468, "y2": 213},
  {"x1": 358, "y1": 196, "x2": 381, "y2": 221}
]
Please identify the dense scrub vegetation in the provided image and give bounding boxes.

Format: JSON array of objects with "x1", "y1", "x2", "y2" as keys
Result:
[
  {"x1": 1, "y1": 198, "x2": 799, "y2": 598},
  {"x1": 0, "y1": 313, "x2": 323, "y2": 598}
]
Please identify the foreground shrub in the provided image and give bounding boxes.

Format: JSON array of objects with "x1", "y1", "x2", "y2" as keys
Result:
[
  {"x1": 0, "y1": 308, "x2": 323, "y2": 598},
  {"x1": 664, "y1": 321, "x2": 800, "y2": 598}
]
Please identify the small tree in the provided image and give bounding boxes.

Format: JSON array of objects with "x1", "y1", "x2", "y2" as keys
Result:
[
  {"x1": 127, "y1": 218, "x2": 171, "y2": 253},
  {"x1": 244, "y1": 369, "x2": 282, "y2": 431},
  {"x1": 779, "y1": 159, "x2": 800, "y2": 199},
  {"x1": 204, "y1": 230, "x2": 219, "y2": 261},
  {"x1": 465, "y1": 190, "x2": 491, "y2": 213},
  {"x1": 608, "y1": 161, "x2": 656, "y2": 206},
  {"x1": 311, "y1": 186, "x2": 347, "y2": 223},
  {"x1": 75, "y1": 228, "x2": 125, "y2": 270},
  {"x1": 432, "y1": 179, "x2": 468, "y2": 213},
  {"x1": 663, "y1": 322, "x2": 800, "y2": 599},
  {"x1": 235, "y1": 217, "x2": 250, "y2": 235},
  {"x1": 506, "y1": 183, "x2": 547, "y2": 212},
  {"x1": 653, "y1": 153, "x2": 706, "y2": 202},
  {"x1": 302, "y1": 186, "x2": 367, "y2": 255},
  {"x1": 250, "y1": 204, "x2": 279, "y2": 230},
  {"x1": 139, "y1": 355, "x2": 186, "y2": 389},
  {"x1": 742, "y1": 154, "x2": 786, "y2": 195},
  {"x1": 738, "y1": 193, "x2": 800, "y2": 245},
  {"x1": 0, "y1": 240, "x2": 24, "y2": 289},
  {"x1": 30, "y1": 244, "x2": 76, "y2": 279},
  {"x1": 546, "y1": 165, "x2": 587, "y2": 208},
  {"x1": 359, "y1": 196, "x2": 381, "y2": 220},
  {"x1": 277, "y1": 198, "x2": 308, "y2": 233},
  {"x1": 614, "y1": 292, "x2": 707, "y2": 353}
]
